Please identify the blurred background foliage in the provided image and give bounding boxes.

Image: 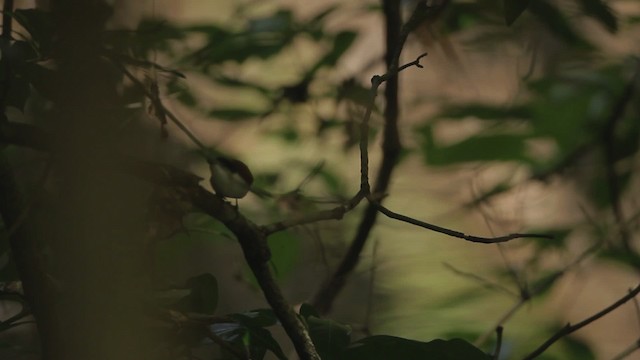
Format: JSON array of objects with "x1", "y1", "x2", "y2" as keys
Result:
[{"x1": 1, "y1": 0, "x2": 640, "y2": 359}]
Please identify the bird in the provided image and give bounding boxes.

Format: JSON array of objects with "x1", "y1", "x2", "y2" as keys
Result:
[{"x1": 208, "y1": 156, "x2": 254, "y2": 200}]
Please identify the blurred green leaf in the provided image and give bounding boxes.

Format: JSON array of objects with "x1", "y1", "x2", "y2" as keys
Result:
[
  {"x1": 530, "y1": 91, "x2": 593, "y2": 150},
  {"x1": 464, "y1": 182, "x2": 513, "y2": 208},
  {"x1": 598, "y1": 248, "x2": 640, "y2": 269},
  {"x1": 341, "y1": 336, "x2": 491, "y2": 360},
  {"x1": 434, "y1": 104, "x2": 531, "y2": 121},
  {"x1": 528, "y1": 229, "x2": 571, "y2": 250},
  {"x1": 233, "y1": 230, "x2": 301, "y2": 286},
  {"x1": 442, "y1": 3, "x2": 490, "y2": 33},
  {"x1": 562, "y1": 336, "x2": 596, "y2": 360},
  {"x1": 310, "y1": 31, "x2": 357, "y2": 75},
  {"x1": 575, "y1": 0, "x2": 617, "y2": 33},
  {"x1": 529, "y1": 0, "x2": 589, "y2": 46},
  {"x1": 530, "y1": 270, "x2": 564, "y2": 297},
  {"x1": 304, "y1": 5, "x2": 339, "y2": 40},
  {"x1": 613, "y1": 115, "x2": 640, "y2": 161},
  {"x1": 166, "y1": 79, "x2": 197, "y2": 107},
  {"x1": 211, "y1": 74, "x2": 272, "y2": 96},
  {"x1": 267, "y1": 230, "x2": 300, "y2": 280},
  {"x1": 587, "y1": 166, "x2": 632, "y2": 209},
  {"x1": 418, "y1": 125, "x2": 533, "y2": 165},
  {"x1": 269, "y1": 125, "x2": 299, "y2": 143},
  {"x1": 248, "y1": 10, "x2": 294, "y2": 34},
  {"x1": 209, "y1": 108, "x2": 265, "y2": 121},
  {"x1": 189, "y1": 10, "x2": 298, "y2": 67},
  {"x1": 503, "y1": 0, "x2": 531, "y2": 25}
]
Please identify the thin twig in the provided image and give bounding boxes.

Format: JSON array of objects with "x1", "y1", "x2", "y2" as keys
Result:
[
  {"x1": 632, "y1": 289, "x2": 640, "y2": 332},
  {"x1": 374, "y1": 201, "x2": 552, "y2": 243},
  {"x1": 262, "y1": 192, "x2": 364, "y2": 235},
  {"x1": 476, "y1": 298, "x2": 526, "y2": 347},
  {"x1": 443, "y1": 262, "x2": 519, "y2": 298},
  {"x1": 610, "y1": 339, "x2": 640, "y2": 360},
  {"x1": 115, "y1": 62, "x2": 208, "y2": 151},
  {"x1": 522, "y1": 283, "x2": 640, "y2": 360},
  {"x1": 362, "y1": 239, "x2": 380, "y2": 336}
]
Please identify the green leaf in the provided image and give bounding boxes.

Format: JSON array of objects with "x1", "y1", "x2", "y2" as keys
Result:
[
  {"x1": 418, "y1": 125, "x2": 533, "y2": 165},
  {"x1": 311, "y1": 31, "x2": 357, "y2": 74},
  {"x1": 243, "y1": 231, "x2": 300, "y2": 287},
  {"x1": 528, "y1": 229, "x2": 571, "y2": 250},
  {"x1": 434, "y1": 104, "x2": 531, "y2": 121},
  {"x1": 224, "y1": 310, "x2": 287, "y2": 360},
  {"x1": 341, "y1": 336, "x2": 491, "y2": 360},
  {"x1": 166, "y1": 79, "x2": 197, "y2": 108},
  {"x1": 575, "y1": 0, "x2": 617, "y2": 33},
  {"x1": 267, "y1": 230, "x2": 300, "y2": 280},
  {"x1": 504, "y1": 0, "x2": 531, "y2": 25},
  {"x1": 562, "y1": 336, "x2": 596, "y2": 360},
  {"x1": 209, "y1": 109, "x2": 265, "y2": 121},
  {"x1": 210, "y1": 74, "x2": 272, "y2": 96},
  {"x1": 530, "y1": 270, "x2": 564, "y2": 297},
  {"x1": 529, "y1": 86, "x2": 594, "y2": 150},
  {"x1": 529, "y1": 0, "x2": 589, "y2": 46},
  {"x1": 304, "y1": 5, "x2": 339, "y2": 40}
]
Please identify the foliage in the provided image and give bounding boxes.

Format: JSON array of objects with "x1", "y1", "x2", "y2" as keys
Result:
[{"x1": 0, "y1": 0, "x2": 638, "y2": 359}]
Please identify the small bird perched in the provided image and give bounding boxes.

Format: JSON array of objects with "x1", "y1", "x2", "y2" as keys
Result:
[{"x1": 208, "y1": 156, "x2": 254, "y2": 200}]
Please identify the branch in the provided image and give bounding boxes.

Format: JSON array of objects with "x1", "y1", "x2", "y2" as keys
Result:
[
  {"x1": 374, "y1": 201, "x2": 552, "y2": 243},
  {"x1": 610, "y1": 339, "x2": 640, "y2": 360},
  {"x1": 310, "y1": 0, "x2": 434, "y2": 314},
  {"x1": 522, "y1": 283, "x2": 640, "y2": 360},
  {"x1": 130, "y1": 162, "x2": 320, "y2": 360},
  {"x1": 262, "y1": 191, "x2": 364, "y2": 235},
  {"x1": 114, "y1": 61, "x2": 208, "y2": 151}
]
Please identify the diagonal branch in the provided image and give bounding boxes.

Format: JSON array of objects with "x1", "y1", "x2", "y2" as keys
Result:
[
  {"x1": 522, "y1": 283, "x2": 640, "y2": 360},
  {"x1": 130, "y1": 163, "x2": 320, "y2": 360}
]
